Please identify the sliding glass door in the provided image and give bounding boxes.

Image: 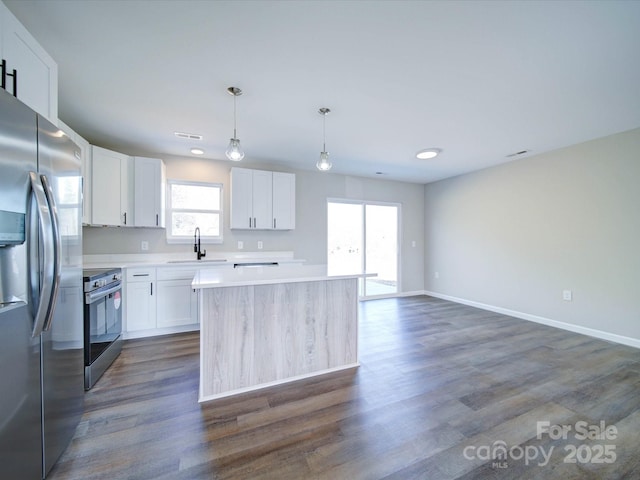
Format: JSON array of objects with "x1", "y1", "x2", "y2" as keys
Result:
[{"x1": 327, "y1": 199, "x2": 399, "y2": 297}]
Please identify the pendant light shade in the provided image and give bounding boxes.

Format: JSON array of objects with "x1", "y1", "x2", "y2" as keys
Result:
[
  {"x1": 225, "y1": 87, "x2": 244, "y2": 161},
  {"x1": 316, "y1": 107, "x2": 332, "y2": 171},
  {"x1": 225, "y1": 138, "x2": 244, "y2": 161},
  {"x1": 317, "y1": 151, "x2": 331, "y2": 171}
]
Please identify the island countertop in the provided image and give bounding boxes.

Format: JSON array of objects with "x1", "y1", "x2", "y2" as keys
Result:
[{"x1": 192, "y1": 264, "x2": 375, "y2": 289}]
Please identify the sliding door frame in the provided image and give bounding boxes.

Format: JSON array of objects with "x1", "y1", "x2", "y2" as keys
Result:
[{"x1": 327, "y1": 197, "x2": 402, "y2": 298}]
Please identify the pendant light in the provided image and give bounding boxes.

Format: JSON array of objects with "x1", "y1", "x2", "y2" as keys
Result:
[
  {"x1": 316, "y1": 107, "x2": 332, "y2": 171},
  {"x1": 225, "y1": 86, "x2": 244, "y2": 161}
]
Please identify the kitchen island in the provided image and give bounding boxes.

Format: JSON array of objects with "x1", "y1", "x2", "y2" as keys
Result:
[{"x1": 192, "y1": 265, "x2": 371, "y2": 402}]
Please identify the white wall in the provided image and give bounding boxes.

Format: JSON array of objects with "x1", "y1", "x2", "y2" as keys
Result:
[
  {"x1": 424, "y1": 128, "x2": 640, "y2": 344},
  {"x1": 83, "y1": 157, "x2": 425, "y2": 293}
]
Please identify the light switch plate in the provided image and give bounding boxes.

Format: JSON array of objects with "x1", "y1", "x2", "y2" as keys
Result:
[
  {"x1": 563, "y1": 290, "x2": 572, "y2": 301},
  {"x1": 237, "y1": 241, "x2": 244, "y2": 250}
]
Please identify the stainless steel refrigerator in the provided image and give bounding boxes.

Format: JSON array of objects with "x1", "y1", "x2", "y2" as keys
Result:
[{"x1": 0, "y1": 88, "x2": 84, "y2": 478}]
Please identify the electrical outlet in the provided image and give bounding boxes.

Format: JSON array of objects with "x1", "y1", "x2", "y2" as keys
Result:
[
  {"x1": 563, "y1": 290, "x2": 573, "y2": 301},
  {"x1": 237, "y1": 241, "x2": 244, "y2": 250},
  {"x1": 141, "y1": 241, "x2": 149, "y2": 251},
  {"x1": 257, "y1": 241, "x2": 263, "y2": 250}
]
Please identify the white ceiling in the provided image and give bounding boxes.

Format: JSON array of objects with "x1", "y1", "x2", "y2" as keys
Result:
[{"x1": 6, "y1": 0, "x2": 640, "y2": 184}]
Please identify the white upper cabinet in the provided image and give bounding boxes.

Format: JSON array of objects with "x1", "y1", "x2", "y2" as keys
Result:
[
  {"x1": 58, "y1": 120, "x2": 92, "y2": 225},
  {"x1": 0, "y1": 2, "x2": 58, "y2": 122},
  {"x1": 91, "y1": 146, "x2": 134, "y2": 226},
  {"x1": 251, "y1": 169, "x2": 273, "y2": 229},
  {"x1": 230, "y1": 167, "x2": 272, "y2": 229},
  {"x1": 133, "y1": 156, "x2": 165, "y2": 228},
  {"x1": 230, "y1": 167, "x2": 253, "y2": 229},
  {"x1": 272, "y1": 172, "x2": 296, "y2": 230},
  {"x1": 230, "y1": 167, "x2": 295, "y2": 230}
]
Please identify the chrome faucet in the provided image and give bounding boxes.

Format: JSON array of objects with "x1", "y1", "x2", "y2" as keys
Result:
[{"x1": 194, "y1": 227, "x2": 206, "y2": 260}]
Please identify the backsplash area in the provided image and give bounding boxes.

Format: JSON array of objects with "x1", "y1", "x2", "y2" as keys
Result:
[{"x1": 82, "y1": 225, "x2": 296, "y2": 256}]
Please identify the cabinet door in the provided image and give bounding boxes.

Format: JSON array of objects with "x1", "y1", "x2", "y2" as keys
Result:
[
  {"x1": 134, "y1": 157, "x2": 165, "y2": 227},
  {"x1": 91, "y1": 146, "x2": 132, "y2": 226},
  {"x1": 156, "y1": 280, "x2": 198, "y2": 328},
  {"x1": 0, "y1": 2, "x2": 58, "y2": 122},
  {"x1": 272, "y1": 172, "x2": 295, "y2": 230},
  {"x1": 125, "y1": 280, "x2": 156, "y2": 331},
  {"x1": 121, "y1": 155, "x2": 134, "y2": 226},
  {"x1": 252, "y1": 169, "x2": 273, "y2": 229},
  {"x1": 230, "y1": 167, "x2": 253, "y2": 229}
]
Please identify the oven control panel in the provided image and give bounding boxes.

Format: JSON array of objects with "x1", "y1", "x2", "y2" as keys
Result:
[{"x1": 83, "y1": 268, "x2": 123, "y2": 293}]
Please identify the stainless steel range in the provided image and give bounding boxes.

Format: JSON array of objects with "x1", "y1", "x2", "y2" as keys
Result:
[{"x1": 83, "y1": 268, "x2": 123, "y2": 389}]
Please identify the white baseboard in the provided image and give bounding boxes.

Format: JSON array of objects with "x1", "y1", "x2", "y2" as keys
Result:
[
  {"x1": 123, "y1": 323, "x2": 199, "y2": 340},
  {"x1": 423, "y1": 290, "x2": 640, "y2": 349},
  {"x1": 361, "y1": 290, "x2": 425, "y2": 301}
]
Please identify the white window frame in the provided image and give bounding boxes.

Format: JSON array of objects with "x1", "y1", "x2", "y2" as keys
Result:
[
  {"x1": 53, "y1": 175, "x2": 82, "y2": 245},
  {"x1": 166, "y1": 179, "x2": 223, "y2": 244}
]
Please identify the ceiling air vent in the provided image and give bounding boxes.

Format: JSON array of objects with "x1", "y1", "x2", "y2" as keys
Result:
[
  {"x1": 506, "y1": 149, "x2": 529, "y2": 158},
  {"x1": 174, "y1": 131, "x2": 203, "y2": 140}
]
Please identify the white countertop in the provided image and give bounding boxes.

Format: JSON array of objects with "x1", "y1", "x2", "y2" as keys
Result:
[
  {"x1": 82, "y1": 251, "x2": 304, "y2": 270},
  {"x1": 192, "y1": 264, "x2": 375, "y2": 289}
]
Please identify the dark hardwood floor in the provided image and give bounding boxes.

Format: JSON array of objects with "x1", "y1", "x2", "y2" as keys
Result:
[{"x1": 49, "y1": 296, "x2": 640, "y2": 479}]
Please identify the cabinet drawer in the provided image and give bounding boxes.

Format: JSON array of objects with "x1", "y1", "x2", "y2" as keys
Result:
[
  {"x1": 126, "y1": 268, "x2": 156, "y2": 282},
  {"x1": 157, "y1": 268, "x2": 197, "y2": 281}
]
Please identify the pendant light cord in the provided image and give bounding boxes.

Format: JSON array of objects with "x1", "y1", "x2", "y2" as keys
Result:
[
  {"x1": 323, "y1": 112, "x2": 326, "y2": 152},
  {"x1": 233, "y1": 94, "x2": 237, "y2": 139}
]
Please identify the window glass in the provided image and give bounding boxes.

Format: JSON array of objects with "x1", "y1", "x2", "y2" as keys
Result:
[{"x1": 167, "y1": 181, "x2": 222, "y2": 243}]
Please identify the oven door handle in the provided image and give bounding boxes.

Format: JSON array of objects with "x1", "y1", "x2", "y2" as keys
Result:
[{"x1": 85, "y1": 282, "x2": 122, "y2": 304}]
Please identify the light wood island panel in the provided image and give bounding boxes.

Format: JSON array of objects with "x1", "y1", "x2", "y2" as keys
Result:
[{"x1": 195, "y1": 267, "x2": 361, "y2": 402}]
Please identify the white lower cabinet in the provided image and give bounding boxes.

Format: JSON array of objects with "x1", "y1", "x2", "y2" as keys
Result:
[
  {"x1": 124, "y1": 266, "x2": 206, "y2": 336},
  {"x1": 156, "y1": 269, "x2": 198, "y2": 328},
  {"x1": 125, "y1": 268, "x2": 156, "y2": 332}
]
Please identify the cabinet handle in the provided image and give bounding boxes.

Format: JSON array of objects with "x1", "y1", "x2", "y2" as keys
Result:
[
  {"x1": 133, "y1": 273, "x2": 149, "y2": 277},
  {"x1": 253, "y1": 217, "x2": 256, "y2": 228},
  {"x1": 156, "y1": 213, "x2": 159, "y2": 226},
  {"x1": 8, "y1": 67, "x2": 17, "y2": 98},
  {"x1": 123, "y1": 212, "x2": 127, "y2": 225},
  {"x1": 249, "y1": 217, "x2": 252, "y2": 228},
  {"x1": 150, "y1": 283, "x2": 153, "y2": 296},
  {"x1": 273, "y1": 218, "x2": 276, "y2": 229},
  {"x1": 1, "y1": 59, "x2": 18, "y2": 98}
]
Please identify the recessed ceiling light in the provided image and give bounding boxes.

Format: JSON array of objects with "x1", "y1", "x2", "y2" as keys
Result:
[
  {"x1": 416, "y1": 148, "x2": 442, "y2": 160},
  {"x1": 190, "y1": 148, "x2": 204, "y2": 155}
]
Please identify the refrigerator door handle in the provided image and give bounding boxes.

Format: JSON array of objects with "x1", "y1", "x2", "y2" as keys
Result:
[
  {"x1": 40, "y1": 174, "x2": 61, "y2": 332},
  {"x1": 29, "y1": 172, "x2": 56, "y2": 337}
]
